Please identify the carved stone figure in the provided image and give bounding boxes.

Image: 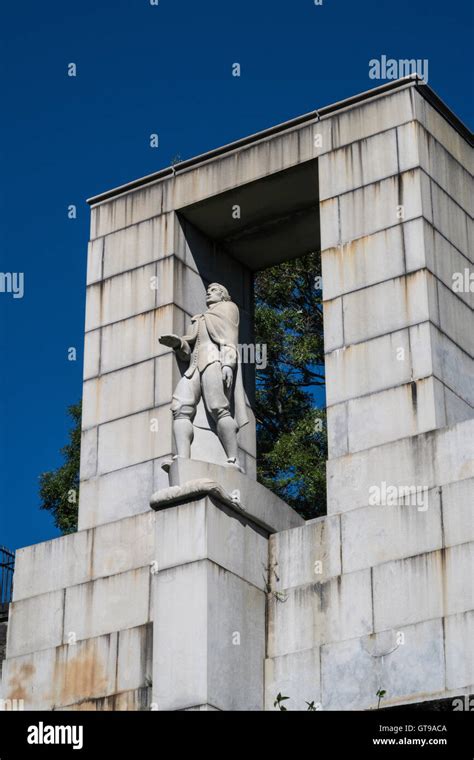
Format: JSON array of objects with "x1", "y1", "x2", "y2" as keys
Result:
[{"x1": 159, "y1": 283, "x2": 248, "y2": 468}]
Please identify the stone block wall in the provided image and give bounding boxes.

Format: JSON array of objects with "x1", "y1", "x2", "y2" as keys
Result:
[
  {"x1": 2, "y1": 513, "x2": 155, "y2": 710},
  {"x1": 321, "y1": 86, "x2": 473, "y2": 458},
  {"x1": 265, "y1": 419, "x2": 474, "y2": 710}
]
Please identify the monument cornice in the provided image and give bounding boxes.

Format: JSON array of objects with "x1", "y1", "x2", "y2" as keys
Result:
[{"x1": 87, "y1": 75, "x2": 473, "y2": 208}]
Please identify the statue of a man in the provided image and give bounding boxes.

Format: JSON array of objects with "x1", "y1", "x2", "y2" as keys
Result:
[{"x1": 159, "y1": 283, "x2": 248, "y2": 469}]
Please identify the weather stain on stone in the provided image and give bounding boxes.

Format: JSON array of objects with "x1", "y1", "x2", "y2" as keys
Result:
[
  {"x1": 313, "y1": 580, "x2": 331, "y2": 613},
  {"x1": 54, "y1": 644, "x2": 110, "y2": 707},
  {"x1": 7, "y1": 661, "x2": 35, "y2": 701}
]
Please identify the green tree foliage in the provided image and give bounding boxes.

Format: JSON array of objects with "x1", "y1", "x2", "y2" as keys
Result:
[
  {"x1": 254, "y1": 251, "x2": 327, "y2": 519},
  {"x1": 39, "y1": 402, "x2": 81, "y2": 534}
]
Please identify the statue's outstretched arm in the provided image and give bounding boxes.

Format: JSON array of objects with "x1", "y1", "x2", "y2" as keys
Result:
[{"x1": 159, "y1": 318, "x2": 198, "y2": 362}]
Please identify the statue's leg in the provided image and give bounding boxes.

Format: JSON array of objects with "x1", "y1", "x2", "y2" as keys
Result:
[
  {"x1": 201, "y1": 363, "x2": 239, "y2": 464},
  {"x1": 170, "y1": 373, "x2": 200, "y2": 458},
  {"x1": 216, "y1": 416, "x2": 239, "y2": 462}
]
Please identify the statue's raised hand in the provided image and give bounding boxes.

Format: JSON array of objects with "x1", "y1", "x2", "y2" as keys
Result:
[{"x1": 159, "y1": 334, "x2": 181, "y2": 349}]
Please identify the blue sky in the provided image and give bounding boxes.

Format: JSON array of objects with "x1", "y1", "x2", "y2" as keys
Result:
[{"x1": 0, "y1": 0, "x2": 472, "y2": 551}]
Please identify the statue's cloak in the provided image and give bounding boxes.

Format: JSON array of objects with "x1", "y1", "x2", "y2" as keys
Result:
[{"x1": 179, "y1": 300, "x2": 249, "y2": 430}]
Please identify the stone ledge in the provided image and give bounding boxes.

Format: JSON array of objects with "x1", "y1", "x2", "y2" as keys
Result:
[{"x1": 150, "y1": 458, "x2": 304, "y2": 534}]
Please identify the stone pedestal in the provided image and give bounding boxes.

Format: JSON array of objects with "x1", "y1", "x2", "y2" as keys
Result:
[{"x1": 150, "y1": 460, "x2": 303, "y2": 710}]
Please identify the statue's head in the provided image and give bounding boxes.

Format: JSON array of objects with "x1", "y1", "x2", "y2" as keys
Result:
[{"x1": 206, "y1": 283, "x2": 231, "y2": 305}]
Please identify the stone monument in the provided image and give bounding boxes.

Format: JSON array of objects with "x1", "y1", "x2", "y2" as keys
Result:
[{"x1": 2, "y1": 75, "x2": 472, "y2": 711}]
